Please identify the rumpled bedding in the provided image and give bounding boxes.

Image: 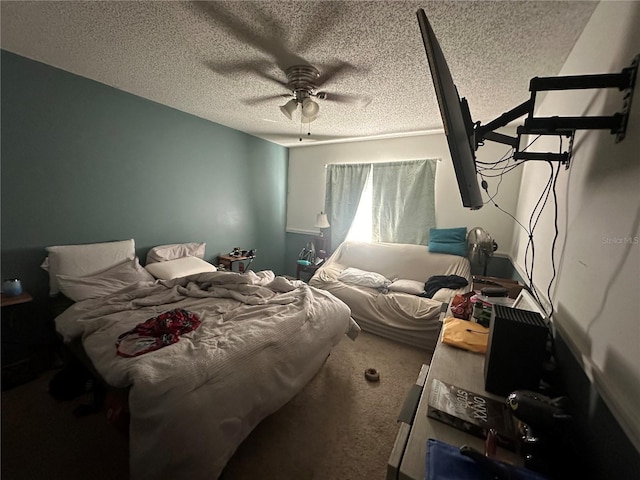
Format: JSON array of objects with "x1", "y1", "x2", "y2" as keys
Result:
[
  {"x1": 337, "y1": 266, "x2": 392, "y2": 289},
  {"x1": 55, "y1": 270, "x2": 359, "y2": 480}
]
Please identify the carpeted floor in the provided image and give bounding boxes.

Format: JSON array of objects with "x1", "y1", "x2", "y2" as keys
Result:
[{"x1": 1, "y1": 331, "x2": 430, "y2": 480}]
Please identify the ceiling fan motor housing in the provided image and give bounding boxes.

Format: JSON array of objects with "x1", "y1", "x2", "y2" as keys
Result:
[{"x1": 285, "y1": 65, "x2": 320, "y2": 100}]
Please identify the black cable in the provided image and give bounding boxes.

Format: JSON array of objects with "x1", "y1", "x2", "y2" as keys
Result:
[
  {"x1": 477, "y1": 163, "x2": 524, "y2": 177},
  {"x1": 524, "y1": 162, "x2": 555, "y2": 317},
  {"x1": 546, "y1": 143, "x2": 563, "y2": 321},
  {"x1": 476, "y1": 146, "x2": 514, "y2": 167},
  {"x1": 543, "y1": 154, "x2": 563, "y2": 365},
  {"x1": 476, "y1": 133, "x2": 561, "y2": 319},
  {"x1": 480, "y1": 160, "x2": 516, "y2": 205},
  {"x1": 489, "y1": 197, "x2": 530, "y2": 235}
]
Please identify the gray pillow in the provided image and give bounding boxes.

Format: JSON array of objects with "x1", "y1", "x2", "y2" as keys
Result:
[{"x1": 56, "y1": 257, "x2": 154, "y2": 302}]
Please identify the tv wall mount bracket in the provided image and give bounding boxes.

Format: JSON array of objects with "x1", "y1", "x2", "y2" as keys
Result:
[{"x1": 471, "y1": 53, "x2": 638, "y2": 169}]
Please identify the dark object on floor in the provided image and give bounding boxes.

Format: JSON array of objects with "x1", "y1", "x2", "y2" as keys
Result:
[
  {"x1": 365, "y1": 368, "x2": 380, "y2": 382},
  {"x1": 48, "y1": 359, "x2": 106, "y2": 417},
  {"x1": 48, "y1": 361, "x2": 93, "y2": 401}
]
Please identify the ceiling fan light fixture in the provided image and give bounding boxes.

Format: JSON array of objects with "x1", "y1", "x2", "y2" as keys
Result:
[
  {"x1": 301, "y1": 114, "x2": 318, "y2": 124},
  {"x1": 280, "y1": 99, "x2": 298, "y2": 120},
  {"x1": 301, "y1": 98, "x2": 320, "y2": 118}
]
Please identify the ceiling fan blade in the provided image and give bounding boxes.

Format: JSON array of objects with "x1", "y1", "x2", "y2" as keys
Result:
[
  {"x1": 206, "y1": 60, "x2": 288, "y2": 88},
  {"x1": 318, "y1": 92, "x2": 372, "y2": 107},
  {"x1": 254, "y1": 70, "x2": 288, "y2": 89},
  {"x1": 242, "y1": 94, "x2": 291, "y2": 106},
  {"x1": 296, "y1": 3, "x2": 348, "y2": 54},
  {"x1": 192, "y1": 1, "x2": 309, "y2": 72},
  {"x1": 316, "y1": 61, "x2": 357, "y2": 87}
]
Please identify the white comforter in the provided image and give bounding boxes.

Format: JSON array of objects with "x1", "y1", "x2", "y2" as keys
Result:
[{"x1": 55, "y1": 270, "x2": 359, "y2": 480}]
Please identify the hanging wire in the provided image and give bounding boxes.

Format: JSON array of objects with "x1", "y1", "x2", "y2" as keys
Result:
[
  {"x1": 477, "y1": 133, "x2": 566, "y2": 322},
  {"x1": 545, "y1": 136, "x2": 564, "y2": 321}
]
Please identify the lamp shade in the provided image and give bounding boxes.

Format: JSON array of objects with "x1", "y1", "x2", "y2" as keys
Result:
[
  {"x1": 315, "y1": 212, "x2": 330, "y2": 229},
  {"x1": 280, "y1": 99, "x2": 298, "y2": 120},
  {"x1": 301, "y1": 114, "x2": 318, "y2": 124},
  {"x1": 301, "y1": 98, "x2": 320, "y2": 119}
]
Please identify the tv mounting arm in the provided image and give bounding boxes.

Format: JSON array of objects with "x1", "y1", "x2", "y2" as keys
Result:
[{"x1": 472, "y1": 54, "x2": 638, "y2": 168}]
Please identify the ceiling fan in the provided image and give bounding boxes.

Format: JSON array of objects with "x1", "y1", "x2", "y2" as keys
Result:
[
  {"x1": 191, "y1": 2, "x2": 369, "y2": 124},
  {"x1": 241, "y1": 62, "x2": 369, "y2": 124}
]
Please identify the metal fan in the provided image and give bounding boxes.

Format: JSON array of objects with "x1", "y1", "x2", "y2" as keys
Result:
[{"x1": 466, "y1": 227, "x2": 498, "y2": 276}]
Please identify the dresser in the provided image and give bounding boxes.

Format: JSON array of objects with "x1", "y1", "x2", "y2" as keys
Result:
[{"x1": 387, "y1": 311, "x2": 521, "y2": 480}]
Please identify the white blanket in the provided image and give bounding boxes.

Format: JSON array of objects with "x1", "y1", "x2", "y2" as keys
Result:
[{"x1": 56, "y1": 270, "x2": 359, "y2": 479}]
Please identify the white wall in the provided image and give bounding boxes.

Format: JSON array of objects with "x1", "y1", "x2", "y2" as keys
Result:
[
  {"x1": 287, "y1": 132, "x2": 522, "y2": 255},
  {"x1": 511, "y1": 1, "x2": 640, "y2": 451}
]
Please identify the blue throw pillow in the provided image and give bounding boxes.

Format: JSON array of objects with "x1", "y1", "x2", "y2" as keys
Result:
[{"x1": 429, "y1": 227, "x2": 468, "y2": 257}]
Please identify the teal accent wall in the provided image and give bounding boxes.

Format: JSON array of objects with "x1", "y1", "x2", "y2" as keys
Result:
[{"x1": 1, "y1": 50, "x2": 288, "y2": 301}]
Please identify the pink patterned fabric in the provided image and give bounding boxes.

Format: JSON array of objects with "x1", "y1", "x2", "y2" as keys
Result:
[{"x1": 116, "y1": 308, "x2": 201, "y2": 357}]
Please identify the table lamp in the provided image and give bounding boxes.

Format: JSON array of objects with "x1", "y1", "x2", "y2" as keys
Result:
[{"x1": 315, "y1": 211, "x2": 330, "y2": 236}]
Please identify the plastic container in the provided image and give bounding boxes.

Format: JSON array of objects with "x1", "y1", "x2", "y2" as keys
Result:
[{"x1": 2, "y1": 278, "x2": 23, "y2": 297}]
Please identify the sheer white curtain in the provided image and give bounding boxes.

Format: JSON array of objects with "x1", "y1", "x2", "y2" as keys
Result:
[
  {"x1": 325, "y1": 163, "x2": 371, "y2": 250},
  {"x1": 329, "y1": 159, "x2": 437, "y2": 247}
]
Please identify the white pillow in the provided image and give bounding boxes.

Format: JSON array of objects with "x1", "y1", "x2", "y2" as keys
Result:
[
  {"x1": 146, "y1": 242, "x2": 206, "y2": 264},
  {"x1": 145, "y1": 256, "x2": 217, "y2": 280},
  {"x1": 56, "y1": 257, "x2": 154, "y2": 302},
  {"x1": 388, "y1": 279, "x2": 426, "y2": 296},
  {"x1": 42, "y1": 239, "x2": 135, "y2": 296},
  {"x1": 338, "y1": 267, "x2": 391, "y2": 289}
]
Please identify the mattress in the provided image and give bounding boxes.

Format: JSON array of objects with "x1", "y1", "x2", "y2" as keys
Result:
[{"x1": 55, "y1": 270, "x2": 359, "y2": 479}]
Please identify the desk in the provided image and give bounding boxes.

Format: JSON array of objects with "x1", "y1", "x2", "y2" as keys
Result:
[{"x1": 388, "y1": 313, "x2": 521, "y2": 480}]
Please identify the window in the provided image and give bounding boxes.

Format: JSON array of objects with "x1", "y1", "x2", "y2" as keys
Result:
[{"x1": 326, "y1": 159, "x2": 437, "y2": 247}]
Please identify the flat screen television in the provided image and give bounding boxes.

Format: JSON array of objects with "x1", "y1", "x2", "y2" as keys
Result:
[{"x1": 417, "y1": 9, "x2": 484, "y2": 210}]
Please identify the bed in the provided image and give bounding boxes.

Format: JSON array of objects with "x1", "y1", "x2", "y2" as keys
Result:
[
  {"x1": 309, "y1": 240, "x2": 471, "y2": 350},
  {"x1": 46, "y1": 239, "x2": 359, "y2": 480}
]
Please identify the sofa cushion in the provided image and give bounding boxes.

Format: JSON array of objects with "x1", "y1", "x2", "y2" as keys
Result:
[{"x1": 428, "y1": 227, "x2": 468, "y2": 257}]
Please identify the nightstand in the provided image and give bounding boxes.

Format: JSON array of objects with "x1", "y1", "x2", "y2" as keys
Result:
[
  {"x1": 2, "y1": 291, "x2": 37, "y2": 389},
  {"x1": 218, "y1": 254, "x2": 253, "y2": 273},
  {"x1": 296, "y1": 262, "x2": 320, "y2": 281},
  {"x1": 1, "y1": 291, "x2": 33, "y2": 309}
]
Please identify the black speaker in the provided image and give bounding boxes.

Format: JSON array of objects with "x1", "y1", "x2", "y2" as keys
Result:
[{"x1": 484, "y1": 304, "x2": 548, "y2": 396}]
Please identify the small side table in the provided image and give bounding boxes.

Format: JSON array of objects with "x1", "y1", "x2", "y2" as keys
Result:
[
  {"x1": 1, "y1": 291, "x2": 34, "y2": 328},
  {"x1": 296, "y1": 263, "x2": 320, "y2": 281},
  {"x1": 218, "y1": 254, "x2": 253, "y2": 273},
  {"x1": 2, "y1": 290, "x2": 36, "y2": 389},
  {"x1": 1, "y1": 291, "x2": 33, "y2": 308}
]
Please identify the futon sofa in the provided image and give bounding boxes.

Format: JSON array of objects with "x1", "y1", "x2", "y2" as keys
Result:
[{"x1": 309, "y1": 241, "x2": 471, "y2": 350}]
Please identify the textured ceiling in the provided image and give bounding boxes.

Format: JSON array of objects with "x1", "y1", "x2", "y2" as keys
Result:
[{"x1": 1, "y1": 1, "x2": 598, "y2": 147}]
